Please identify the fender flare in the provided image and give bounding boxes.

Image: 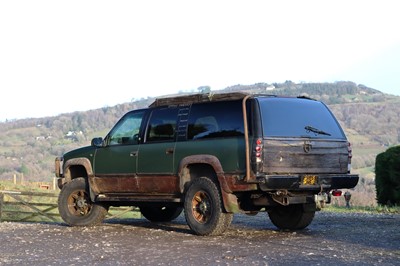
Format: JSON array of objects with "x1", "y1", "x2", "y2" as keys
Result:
[
  {"x1": 62, "y1": 157, "x2": 99, "y2": 201},
  {"x1": 178, "y1": 155, "x2": 240, "y2": 213}
]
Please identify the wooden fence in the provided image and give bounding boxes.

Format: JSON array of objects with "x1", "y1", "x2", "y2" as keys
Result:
[
  {"x1": 0, "y1": 190, "x2": 60, "y2": 222},
  {"x1": 0, "y1": 190, "x2": 139, "y2": 223}
]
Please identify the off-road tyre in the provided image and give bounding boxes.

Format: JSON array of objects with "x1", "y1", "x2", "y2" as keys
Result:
[
  {"x1": 58, "y1": 177, "x2": 108, "y2": 226},
  {"x1": 268, "y1": 204, "x2": 315, "y2": 230},
  {"x1": 184, "y1": 177, "x2": 233, "y2": 236},
  {"x1": 140, "y1": 205, "x2": 183, "y2": 222}
]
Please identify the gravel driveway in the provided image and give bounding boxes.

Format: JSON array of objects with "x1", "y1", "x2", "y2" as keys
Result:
[{"x1": 0, "y1": 211, "x2": 399, "y2": 265}]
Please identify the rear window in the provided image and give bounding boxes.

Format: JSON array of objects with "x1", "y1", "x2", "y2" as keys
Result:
[{"x1": 258, "y1": 97, "x2": 346, "y2": 139}]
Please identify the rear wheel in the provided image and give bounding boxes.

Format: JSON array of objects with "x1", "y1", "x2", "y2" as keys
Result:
[
  {"x1": 268, "y1": 204, "x2": 315, "y2": 230},
  {"x1": 140, "y1": 205, "x2": 183, "y2": 222},
  {"x1": 58, "y1": 178, "x2": 108, "y2": 226},
  {"x1": 184, "y1": 177, "x2": 233, "y2": 236}
]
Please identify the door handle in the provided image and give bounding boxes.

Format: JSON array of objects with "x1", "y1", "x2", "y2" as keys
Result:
[
  {"x1": 130, "y1": 151, "x2": 138, "y2": 157},
  {"x1": 165, "y1": 148, "x2": 174, "y2": 155}
]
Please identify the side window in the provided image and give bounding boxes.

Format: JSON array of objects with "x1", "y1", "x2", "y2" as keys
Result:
[
  {"x1": 187, "y1": 101, "x2": 244, "y2": 140},
  {"x1": 145, "y1": 107, "x2": 178, "y2": 143},
  {"x1": 108, "y1": 110, "x2": 145, "y2": 146}
]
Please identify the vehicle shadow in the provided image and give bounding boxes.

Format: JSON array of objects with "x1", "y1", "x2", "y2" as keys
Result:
[{"x1": 103, "y1": 216, "x2": 194, "y2": 235}]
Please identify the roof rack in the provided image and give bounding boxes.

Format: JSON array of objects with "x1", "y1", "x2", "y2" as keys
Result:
[
  {"x1": 149, "y1": 92, "x2": 250, "y2": 107},
  {"x1": 297, "y1": 95, "x2": 316, "y2": 101}
]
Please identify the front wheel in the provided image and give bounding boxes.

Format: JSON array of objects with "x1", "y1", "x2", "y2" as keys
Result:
[
  {"x1": 184, "y1": 177, "x2": 233, "y2": 236},
  {"x1": 58, "y1": 178, "x2": 108, "y2": 226},
  {"x1": 268, "y1": 204, "x2": 315, "y2": 230}
]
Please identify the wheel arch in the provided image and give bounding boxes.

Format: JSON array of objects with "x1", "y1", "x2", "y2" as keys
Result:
[
  {"x1": 178, "y1": 155, "x2": 240, "y2": 213},
  {"x1": 63, "y1": 157, "x2": 93, "y2": 181},
  {"x1": 62, "y1": 158, "x2": 98, "y2": 201}
]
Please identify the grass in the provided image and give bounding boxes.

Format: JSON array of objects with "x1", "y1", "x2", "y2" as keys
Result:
[
  {"x1": 324, "y1": 205, "x2": 400, "y2": 214},
  {"x1": 0, "y1": 181, "x2": 141, "y2": 222}
]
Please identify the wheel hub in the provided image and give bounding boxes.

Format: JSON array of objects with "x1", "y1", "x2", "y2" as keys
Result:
[
  {"x1": 67, "y1": 190, "x2": 92, "y2": 216},
  {"x1": 191, "y1": 191, "x2": 212, "y2": 224},
  {"x1": 199, "y1": 201, "x2": 208, "y2": 214},
  {"x1": 76, "y1": 198, "x2": 87, "y2": 208}
]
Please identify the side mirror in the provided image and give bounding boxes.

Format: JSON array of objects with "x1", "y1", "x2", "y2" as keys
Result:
[{"x1": 91, "y1": 137, "x2": 103, "y2": 147}]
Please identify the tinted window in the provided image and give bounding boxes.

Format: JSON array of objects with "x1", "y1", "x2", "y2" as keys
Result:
[
  {"x1": 259, "y1": 98, "x2": 345, "y2": 139},
  {"x1": 146, "y1": 107, "x2": 178, "y2": 143},
  {"x1": 108, "y1": 110, "x2": 145, "y2": 145},
  {"x1": 188, "y1": 100, "x2": 244, "y2": 140}
]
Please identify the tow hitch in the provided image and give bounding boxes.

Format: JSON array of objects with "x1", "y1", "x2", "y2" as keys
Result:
[{"x1": 314, "y1": 193, "x2": 330, "y2": 210}]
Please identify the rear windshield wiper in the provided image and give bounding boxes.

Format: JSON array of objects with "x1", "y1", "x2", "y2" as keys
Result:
[{"x1": 305, "y1": 125, "x2": 331, "y2": 136}]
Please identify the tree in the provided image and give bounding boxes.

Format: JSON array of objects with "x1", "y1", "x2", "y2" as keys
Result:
[
  {"x1": 375, "y1": 146, "x2": 400, "y2": 205},
  {"x1": 19, "y1": 163, "x2": 30, "y2": 176}
]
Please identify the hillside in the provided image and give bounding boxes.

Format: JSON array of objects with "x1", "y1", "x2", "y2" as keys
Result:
[{"x1": 1, "y1": 81, "x2": 399, "y2": 206}]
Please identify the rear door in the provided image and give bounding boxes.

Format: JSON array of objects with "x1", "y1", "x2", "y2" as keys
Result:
[{"x1": 258, "y1": 97, "x2": 349, "y2": 174}]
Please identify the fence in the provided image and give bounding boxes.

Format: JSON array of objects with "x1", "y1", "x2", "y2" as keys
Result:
[
  {"x1": 0, "y1": 190, "x2": 140, "y2": 223},
  {"x1": 0, "y1": 190, "x2": 60, "y2": 222},
  {"x1": 8, "y1": 174, "x2": 58, "y2": 191}
]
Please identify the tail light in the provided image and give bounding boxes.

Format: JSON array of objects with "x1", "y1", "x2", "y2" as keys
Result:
[
  {"x1": 332, "y1": 190, "x2": 342, "y2": 196},
  {"x1": 347, "y1": 142, "x2": 352, "y2": 173},
  {"x1": 255, "y1": 138, "x2": 263, "y2": 163}
]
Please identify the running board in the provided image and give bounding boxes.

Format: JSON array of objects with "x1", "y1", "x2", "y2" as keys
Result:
[{"x1": 95, "y1": 193, "x2": 182, "y2": 203}]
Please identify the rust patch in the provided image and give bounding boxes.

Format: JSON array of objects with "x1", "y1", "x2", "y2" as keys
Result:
[
  {"x1": 92, "y1": 174, "x2": 179, "y2": 194},
  {"x1": 63, "y1": 157, "x2": 94, "y2": 181},
  {"x1": 178, "y1": 154, "x2": 224, "y2": 192},
  {"x1": 224, "y1": 175, "x2": 257, "y2": 192}
]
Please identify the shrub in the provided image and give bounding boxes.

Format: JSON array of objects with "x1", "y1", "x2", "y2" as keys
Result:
[{"x1": 375, "y1": 146, "x2": 400, "y2": 205}]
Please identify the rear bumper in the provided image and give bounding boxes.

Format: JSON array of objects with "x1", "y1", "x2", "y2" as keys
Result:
[{"x1": 257, "y1": 174, "x2": 359, "y2": 191}]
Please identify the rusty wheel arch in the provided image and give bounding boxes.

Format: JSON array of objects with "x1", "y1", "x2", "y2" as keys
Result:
[
  {"x1": 178, "y1": 155, "x2": 239, "y2": 213},
  {"x1": 61, "y1": 158, "x2": 99, "y2": 201},
  {"x1": 63, "y1": 158, "x2": 93, "y2": 181}
]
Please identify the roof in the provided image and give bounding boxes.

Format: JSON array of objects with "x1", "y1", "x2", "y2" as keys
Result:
[{"x1": 149, "y1": 92, "x2": 250, "y2": 107}]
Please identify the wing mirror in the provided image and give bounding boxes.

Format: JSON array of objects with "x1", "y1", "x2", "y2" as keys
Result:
[{"x1": 91, "y1": 137, "x2": 103, "y2": 147}]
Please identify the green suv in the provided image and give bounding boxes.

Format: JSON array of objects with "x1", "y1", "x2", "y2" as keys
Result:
[{"x1": 55, "y1": 92, "x2": 358, "y2": 235}]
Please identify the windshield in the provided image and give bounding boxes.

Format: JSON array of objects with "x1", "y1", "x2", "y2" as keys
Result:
[{"x1": 258, "y1": 97, "x2": 346, "y2": 139}]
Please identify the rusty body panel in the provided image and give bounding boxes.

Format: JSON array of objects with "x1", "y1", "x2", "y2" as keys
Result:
[
  {"x1": 242, "y1": 94, "x2": 254, "y2": 182},
  {"x1": 63, "y1": 158, "x2": 94, "y2": 180},
  {"x1": 91, "y1": 175, "x2": 179, "y2": 194},
  {"x1": 263, "y1": 138, "x2": 349, "y2": 174},
  {"x1": 55, "y1": 157, "x2": 62, "y2": 178},
  {"x1": 224, "y1": 175, "x2": 258, "y2": 192},
  {"x1": 178, "y1": 155, "x2": 225, "y2": 191}
]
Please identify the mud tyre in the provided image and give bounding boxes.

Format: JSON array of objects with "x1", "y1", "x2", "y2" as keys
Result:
[
  {"x1": 268, "y1": 204, "x2": 315, "y2": 230},
  {"x1": 184, "y1": 177, "x2": 233, "y2": 236},
  {"x1": 58, "y1": 177, "x2": 108, "y2": 226},
  {"x1": 140, "y1": 205, "x2": 183, "y2": 222}
]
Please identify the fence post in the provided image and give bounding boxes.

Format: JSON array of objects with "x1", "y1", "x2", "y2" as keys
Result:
[
  {"x1": 0, "y1": 192, "x2": 4, "y2": 222},
  {"x1": 14, "y1": 174, "x2": 17, "y2": 185}
]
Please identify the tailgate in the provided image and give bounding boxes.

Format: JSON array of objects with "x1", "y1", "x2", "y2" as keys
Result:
[{"x1": 262, "y1": 138, "x2": 349, "y2": 174}]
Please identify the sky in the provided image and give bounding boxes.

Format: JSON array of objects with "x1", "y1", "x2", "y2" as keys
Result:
[{"x1": 1, "y1": 0, "x2": 399, "y2": 122}]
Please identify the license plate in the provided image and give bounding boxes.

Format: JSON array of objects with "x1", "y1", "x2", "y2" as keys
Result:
[{"x1": 302, "y1": 175, "x2": 318, "y2": 185}]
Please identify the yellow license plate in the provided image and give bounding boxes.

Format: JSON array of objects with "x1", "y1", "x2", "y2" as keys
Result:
[{"x1": 302, "y1": 175, "x2": 318, "y2": 185}]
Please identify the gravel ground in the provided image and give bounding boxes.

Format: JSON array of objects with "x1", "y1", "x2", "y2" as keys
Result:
[{"x1": 0, "y1": 211, "x2": 399, "y2": 266}]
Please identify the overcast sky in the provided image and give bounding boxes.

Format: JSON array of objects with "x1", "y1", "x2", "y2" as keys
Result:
[{"x1": 1, "y1": 0, "x2": 399, "y2": 122}]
